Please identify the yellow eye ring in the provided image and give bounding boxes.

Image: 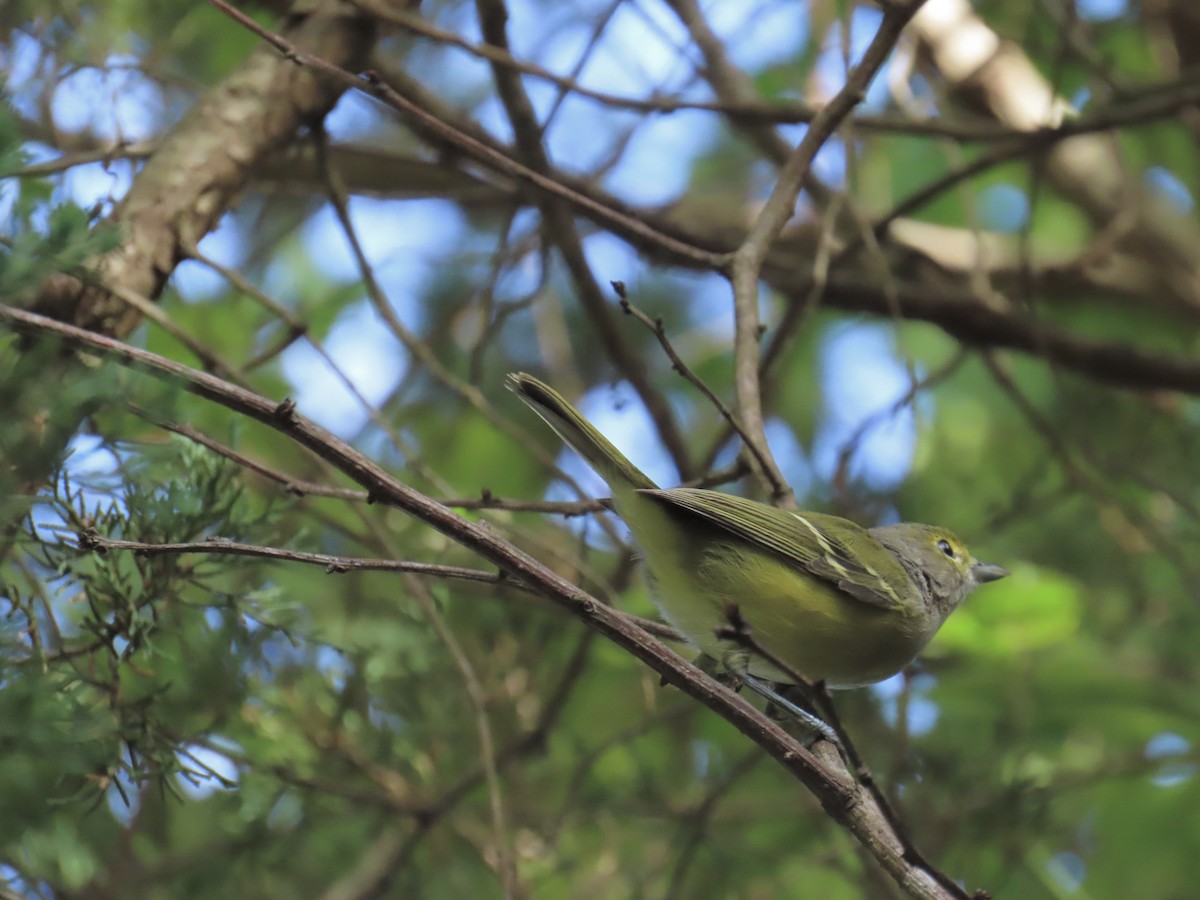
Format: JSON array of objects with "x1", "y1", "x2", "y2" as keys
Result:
[{"x1": 937, "y1": 539, "x2": 955, "y2": 558}]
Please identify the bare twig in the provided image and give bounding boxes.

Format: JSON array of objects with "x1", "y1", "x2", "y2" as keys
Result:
[
  {"x1": 726, "y1": 2, "x2": 924, "y2": 505},
  {"x1": 74, "y1": 531, "x2": 519, "y2": 589},
  {"x1": 403, "y1": 573, "x2": 519, "y2": 898},
  {"x1": 614, "y1": 282, "x2": 776, "y2": 481}
]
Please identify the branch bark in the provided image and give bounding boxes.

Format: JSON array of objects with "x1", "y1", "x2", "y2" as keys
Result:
[{"x1": 33, "y1": 0, "x2": 376, "y2": 335}]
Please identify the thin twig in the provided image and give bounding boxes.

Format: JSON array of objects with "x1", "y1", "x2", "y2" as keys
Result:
[
  {"x1": 614, "y1": 282, "x2": 777, "y2": 482},
  {"x1": 135, "y1": 408, "x2": 608, "y2": 516},
  {"x1": 403, "y1": 573, "x2": 519, "y2": 899},
  {"x1": 726, "y1": 2, "x2": 923, "y2": 505},
  {"x1": 73, "y1": 531, "x2": 520, "y2": 589}
]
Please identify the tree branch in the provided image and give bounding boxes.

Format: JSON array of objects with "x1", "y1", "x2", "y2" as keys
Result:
[
  {"x1": 2, "y1": 301, "x2": 972, "y2": 900},
  {"x1": 35, "y1": 0, "x2": 376, "y2": 335}
]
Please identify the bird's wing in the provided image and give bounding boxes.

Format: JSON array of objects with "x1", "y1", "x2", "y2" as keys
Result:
[{"x1": 640, "y1": 488, "x2": 912, "y2": 610}]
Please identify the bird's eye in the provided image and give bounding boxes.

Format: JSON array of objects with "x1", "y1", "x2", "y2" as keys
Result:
[{"x1": 937, "y1": 539, "x2": 955, "y2": 558}]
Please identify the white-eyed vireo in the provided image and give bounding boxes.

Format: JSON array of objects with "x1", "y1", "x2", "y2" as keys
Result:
[{"x1": 509, "y1": 373, "x2": 1007, "y2": 692}]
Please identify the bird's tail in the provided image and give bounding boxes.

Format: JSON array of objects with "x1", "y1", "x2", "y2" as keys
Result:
[{"x1": 507, "y1": 373, "x2": 656, "y2": 493}]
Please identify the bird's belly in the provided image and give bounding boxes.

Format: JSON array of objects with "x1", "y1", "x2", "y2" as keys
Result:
[{"x1": 649, "y1": 543, "x2": 932, "y2": 688}]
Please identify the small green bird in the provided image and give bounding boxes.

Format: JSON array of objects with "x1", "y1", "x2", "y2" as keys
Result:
[{"x1": 509, "y1": 373, "x2": 1007, "y2": 696}]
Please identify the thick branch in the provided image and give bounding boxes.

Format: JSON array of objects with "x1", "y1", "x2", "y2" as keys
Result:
[{"x1": 34, "y1": 0, "x2": 375, "y2": 335}]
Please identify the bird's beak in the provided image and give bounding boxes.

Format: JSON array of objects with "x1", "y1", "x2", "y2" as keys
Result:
[{"x1": 972, "y1": 561, "x2": 1009, "y2": 583}]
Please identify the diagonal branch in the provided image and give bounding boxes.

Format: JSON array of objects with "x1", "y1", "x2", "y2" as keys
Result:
[{"x1": 2, "y1": 301, "x2": 971, "y2": 900}]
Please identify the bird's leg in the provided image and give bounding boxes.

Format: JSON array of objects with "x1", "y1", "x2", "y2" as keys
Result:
[
  {"x1": 741, "y1": 675, "x2": 840, "y2": 746},
  {"x1": 714, "y1": 649, "x2": 840, "y2": 746},
  {"x1": 711, "y1": 606, "x2": 841, "y2": 745}
]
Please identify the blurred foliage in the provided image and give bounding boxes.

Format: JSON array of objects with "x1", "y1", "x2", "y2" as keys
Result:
[
  {"x1": 0, "y1": 107, "x2": 119, "y2": 300},
  {"x1": 3, "y1": 1, "x2": 1200, "y2": 899}
]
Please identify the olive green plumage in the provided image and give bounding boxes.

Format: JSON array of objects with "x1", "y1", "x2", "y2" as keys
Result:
[{"x1": 508, "y1": 373, "x2": 1007, "y2": 688}]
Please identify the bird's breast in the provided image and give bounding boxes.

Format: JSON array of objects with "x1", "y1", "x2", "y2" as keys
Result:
[{"x1": 648, "y1": 540, "x2": 934, "y2": 688}]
